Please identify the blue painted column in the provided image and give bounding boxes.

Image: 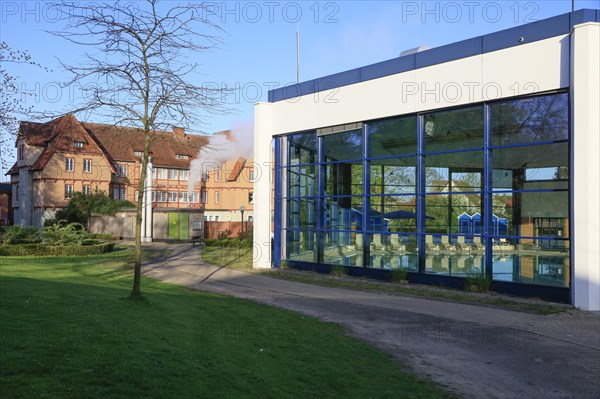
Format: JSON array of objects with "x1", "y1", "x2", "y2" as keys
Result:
[
  {"x1": 362, "y1": 123, "x2": 370, "y2": 267},
  {"x1": 483, "y1": 104, "x2": 493, "y2": 278},
  {"x1": 316, "y1": 135, "x2": 325, "y2": 264},
  {"x1": 416, "y1": 115, "x2": 426, "y2": 273}
]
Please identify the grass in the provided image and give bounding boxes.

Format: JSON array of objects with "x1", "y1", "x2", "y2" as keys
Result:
[
  {"x1": 0, "y1": 250, "x2": 453, "y2": 399},
  {"x1": 263, "y1": 269, "x2": 569, "y2": 316},
  {"x1": 201, "y1": 244, "x2": 253, "y2": 271}
]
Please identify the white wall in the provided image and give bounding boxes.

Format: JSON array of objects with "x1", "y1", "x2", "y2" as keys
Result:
[
  {"x1": 264, "y1": 35, "x2": 568, "y2": 135},
  {"x1": 572, "y1": 22, "x2": 600, "y2": 311},
  {"x1": 253, "y1": 103, "x2": 274, "y2": 269}
]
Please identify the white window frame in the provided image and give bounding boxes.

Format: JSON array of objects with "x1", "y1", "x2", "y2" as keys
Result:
[
  {"x1": 83, "y1": 159, "x2": 92, "y2": 173},
  {"x1": 214, "y1": 168, "x2": 220, "y2": 182},
  {"x1": 65, "y1": 184, "x2": 74, "y2": 199},
  {"x1": 83, "y1": 185, "x2": 91, "y2": 195},
  {"x1": 157, "y1": 191, "x2": 167, "y2": 202},
  {"x1": 178, "y1": 192, "x2": 188, "y2": 203},
  {"x1": 66, "y1": 158, "x2": 74, "y2": 172},
  {"x1": 179, "y1": 169, "x2": 189, "y2": 181},
  {"x1": 191, "y1": 192, "x2": 199, "y2": 203},
  {"x1": 74, "y1": 141, "x2": 84, "y2": 148},
  {"x1": 168, "y1": 169, "x2": 178, "y2": 180},
  {"x1": 119, "y1": 164, "x2": 128, "y2": 177},
  {"x1": 157, "y1": 168, "x2": 168, "y2": 179},
  {"x1": 168, "y1": 192, "x2": 178, "y2": 202},
  {"x1": 215, "y1": 191, "x2": 220, "y2": 204}
]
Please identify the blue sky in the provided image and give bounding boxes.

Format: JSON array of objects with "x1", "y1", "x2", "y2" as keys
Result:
[{"x1": 1, "y1": 0, "x2": 598, "y2": 171}]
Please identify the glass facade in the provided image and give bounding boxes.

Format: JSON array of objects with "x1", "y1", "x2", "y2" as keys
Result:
[{"x1": 277, "y1": 92, "x2": 570, "y2": 288}]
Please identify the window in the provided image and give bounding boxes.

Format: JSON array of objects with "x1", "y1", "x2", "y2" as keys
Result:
[
  {"x1": 201, "y1": 189, "x2": 207, "y2": 203},
  {"x1": 118, "y1": 164, "x2": 128, "y2": 177},
  {"x1": 168, "y1": 192, "x2": 178, "y2": 202},
  {"x1": 179, "y1": 192, "x2": 188, "y2": 203},
  {"x1": 15, "y1": 184, "x2": 19, "y2": 201},
  {"x1": 83, "y1": 185, "x2": 91, "y2": 195},
  {"x1": 202, "y1": 172, "x2": 209, "y2": 182},
  {"x1": 248, "y1": 192, "x2": 253, "y2": 203},
  {"x1": 215, "y1": 191, "x2": 220, "y2": 204},
  {"x1": 214, "y1": 168, "x2": 220, "y2": 182},
  {"x1": 249, "y1": 170, "x2": 255, "y2": 182},
  {"x1": 157, "y1": 191, "x2": 167, "y2": 202},
  {"x1": 248, "y1": 216, "x2": 253, "y2": 223},
  {"x1": 18, "y1": 145, "x2": 24, "y2": 160},
  {"x1": 168, "y1": 169, "x2": 178, "y2": 180},
  {"x1": 208, "y1": 215, "x2": 213, "y2": 221},
  {"x1": 157, "y1": 168, "x2": 168, "y2": 179},
  {"x1": 83, "y1": 159, "x2": 92, "y2": 173},
  {"x1": 134, "y1": 150, "x2": 143, "y2": 156},
  {"x1": 65, "y1": 158, "x2": 74, "y2": 172},
  {"x1": 176, "y1": 154, "x2": 189, "y2": 160},
  {"x1": 191, "y1": 192, "x2": 199, "y2": 203},
  {"x1": 74, "y1": 141, "x2": 84, "y2": 148},
  {"x1": 179, "y1": 169, "x2": 189, "y2": 181},
  {"x1": 65, "y1": 184, "x2": 74, "y2": 199},
  {"x1": 113, "y1": 187, "x2": 126, "y2": 200}
]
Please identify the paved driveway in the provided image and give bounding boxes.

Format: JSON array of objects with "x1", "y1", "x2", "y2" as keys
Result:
[{"x1": 143, "y1": 245, "x2": 600, "y2": 399}]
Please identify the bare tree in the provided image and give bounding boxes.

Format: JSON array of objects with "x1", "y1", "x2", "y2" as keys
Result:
[
  {"x1": 51, "y1": 0, "x2": 229, "y2": 298},
  {"x1": 0, "y1": 42, "x2": 49, "y2": 170}
]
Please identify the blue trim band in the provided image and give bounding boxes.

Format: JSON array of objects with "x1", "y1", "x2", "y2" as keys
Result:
[{"x1": 269, "y1": 9, "x2": 598, "y2": 103}]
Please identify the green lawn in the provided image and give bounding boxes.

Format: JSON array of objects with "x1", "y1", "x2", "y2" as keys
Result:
[
  {"x1": 0, "y1": 249, "x2": 452, "y2": 399},
  {"x1": 202, "y1": 244, "x2": 253, "y2": 270}
]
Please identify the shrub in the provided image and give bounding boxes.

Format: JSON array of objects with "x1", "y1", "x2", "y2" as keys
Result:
[
  {"x1": 87, "y1": 233, "x2": 115, "y2": 240},
  {"x1": 465, "y1": 273, "x2": 492, "y2": 292},
  {"x1": 217, "y1": 230, "x2": 232, "y2": 240},
  {"x1": 1, "y1": 225, "x2": 40, "y2": 244},
  {"x1": 331, "y1": 264, "x2": 346, "y2": 277},
  {"x1": 0, "y1": 243, "x2": 115, "y2": 256},
  {"x1": 390, "y1": 269, "x2": 408, "y2": 282},
  {"x1": 40, "y1": 220, "x2": 86, "y2": 245}
]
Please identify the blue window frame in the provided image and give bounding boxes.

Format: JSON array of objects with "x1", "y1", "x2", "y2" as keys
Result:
[{"x1": 275, "y1": 91, "x2": 570, "y2": 291}]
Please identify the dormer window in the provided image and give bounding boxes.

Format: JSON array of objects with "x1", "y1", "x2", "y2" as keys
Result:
[
  {"x1": 74, "y1": 141, "x2": 84, "y2": 148},
  {"x1": 134, "y1": 150, "x2": 143, "y2": 156},
  {"x1": 176, "y1": 154, "x2": 189, "y2": 160}
]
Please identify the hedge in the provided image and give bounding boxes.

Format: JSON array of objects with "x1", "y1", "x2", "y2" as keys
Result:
[{"x1": 0, "y1": 243, "x2": 115, "y2": 257}]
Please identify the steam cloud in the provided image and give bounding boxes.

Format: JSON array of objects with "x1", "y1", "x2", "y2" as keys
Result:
[{"x1": 188, "y1": 122, "x2": 254, "y2": 196}]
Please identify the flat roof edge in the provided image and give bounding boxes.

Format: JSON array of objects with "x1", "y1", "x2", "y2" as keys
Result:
[{"x1": 268, "y1": 9, "x2": 599, "y2": 103}]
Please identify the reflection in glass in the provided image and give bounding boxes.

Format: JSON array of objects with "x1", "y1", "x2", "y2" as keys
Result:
[
  {"x1": 322, "y1": 231, "x2": 364, "y2": 267},
  {"x1": 425, "y1": 253, "x2": 484, "y2": 276},
  {"x1": 322, "y1": 129, "x2": 363, "y2": 161},
  {"x1": 324, "y1": 162, "x2": 362, "y2": 197},
  {"x1": 369, "y1": 116, "x2": 417, "y2": 157},
  {"x1": 288, "y1": 132, "x2": 317, "y2": 165},
  {"x1": 492, "y1": 143, "x2": 568, "y2": 187},
  {"x1": 368, "y1": 196, "x2": 417, "y2": 233},
  {"x1": 492, "y1": 251, "x2": 569, "y2": 287},
  {"x1": 370, "y1": 160, "x2": 416, "y2": 195},
  {"x1": 286, "y1": 229, "x2": 317, "y2": 263},
  {"x1": 491, "y1": 93, "x2": 568, "y2": 146},
  {"x1": 424, "y1": 106, "x2": 484, "y2": 152}
]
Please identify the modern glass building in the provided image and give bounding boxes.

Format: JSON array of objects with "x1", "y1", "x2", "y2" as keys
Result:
[{"x1": 253, "y1": 10, "x2": 600, "y2": 310}]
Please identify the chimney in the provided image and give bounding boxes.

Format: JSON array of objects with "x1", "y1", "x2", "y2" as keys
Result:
[{"x1": 173, "y1": 126, "x2": 185, "y2": 138}]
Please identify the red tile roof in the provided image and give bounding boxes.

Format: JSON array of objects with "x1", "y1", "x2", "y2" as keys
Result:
[
  {"x1": 83, "y1": 122, "x2": 211, "y2": 168},
  {"x1": 14, "y1": 115, "x2": 230, "y2": 172}
]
